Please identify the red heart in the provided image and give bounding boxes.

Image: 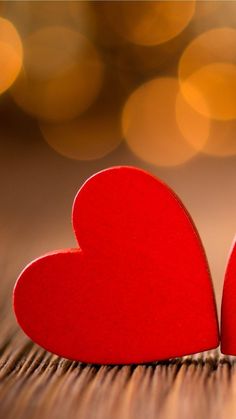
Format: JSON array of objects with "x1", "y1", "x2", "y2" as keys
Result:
[
  {"x1": 221, "y1": 242, "x2": 236, "y2": 354},
  {"x1": 13, "y1": 166, "x2": 219, "y2": 364}
]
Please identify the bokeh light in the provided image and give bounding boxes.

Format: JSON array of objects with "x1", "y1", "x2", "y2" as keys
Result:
[
  {"x1": 68, "y1": 1, "x2": 97, "y2": 38},
  {"x1": 11, "y1": 26, "x2": 104, "y2": 122},
  {"x1": 179, "y1": 27, "x2": 236, "y2": 120},
  {"x1": 102, "y1": 1, "x2": 195, "y2": 46},
  {"x1": 0, "y1": 17, "x2": 22, "y2": 94},
  {"x1": 195, "y1": 1, "x2": 221, "y2": 19},
  {"x1": 122, "y1": 77, "x2": 209, "y2": 167},
  {"x1": 177, "y1": 102, "x2": 236, "y2": 158},
  {"x1": 39, "y1": 85, "x2": 123, "y2": 161},
  {"x1": 202, "y1": 119, "x2": 236, "y2": 157},
  {"x1": 2, "y1": 1, "x2": 96, "y2": 38},
  {"x1": 113, "y1": 30, "x2": 192, "y2": 93},
  {"x1": 2, "y1": 1, "x2": 236, "y2": 164}
]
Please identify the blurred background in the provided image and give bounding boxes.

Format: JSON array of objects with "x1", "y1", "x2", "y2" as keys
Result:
[{"x1": 1, "y1": 0, "x2": 236, "y2": 326}]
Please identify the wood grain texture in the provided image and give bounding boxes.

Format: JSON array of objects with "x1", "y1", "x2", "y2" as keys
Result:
[{"x1": 0, "y1": 311, "x2": 235, "y2": 419}]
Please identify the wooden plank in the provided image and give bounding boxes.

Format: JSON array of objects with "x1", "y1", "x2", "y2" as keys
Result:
[{"x1": 0, "y1": 318, "x2": 233, "y2": 419}]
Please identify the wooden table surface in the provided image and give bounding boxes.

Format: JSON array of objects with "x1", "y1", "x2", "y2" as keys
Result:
[{"x1": 0, "y1": 324, "x2": 234, "y2": 419}]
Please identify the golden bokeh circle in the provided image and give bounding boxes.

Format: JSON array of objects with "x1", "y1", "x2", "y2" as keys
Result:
[
  {"x1": 2, "y1": 1, "x2": 96, "y2": 38},
  {"x1": 102, "y1": 1, "x2": 195, "y2": 46},
  {"x1": 177, "y1": 101, "x2": 236, "y2": 157},
  {"x1": 122, "y1": 77, "x2": 209, "y2": 167},
  {"x1": 195, "y1": 1, "x2": 221, "y2": 19},
  {"x1": 40, "y1": 91, "x2": 123, "y2": 161},
  {"x1": 179, "y1": 27, "x2": 236, "y2": 120},
  {"x1": 11, "y1": 26, "x2": 104, "y2": 122},
  {"x1": 0, "y1": 17, "x2": 23, "y2": 94},
  {"x1": 202, "y1": 119, "x2": 236, "y2": 157},
  {"x1": 176, "y1": 78, "x2": 236, "y2": 157}
]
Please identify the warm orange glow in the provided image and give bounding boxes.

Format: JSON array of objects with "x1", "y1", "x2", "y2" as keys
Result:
[
  {"x1": 102, "y1": 1, "x2": 195, "y2": 46},
  {"x1": 122, "y1": 77, "x2": 208, "y2": 167},
  {"x1": 179, "y1": 27, "x2": 236, "y2": 120},
  {"x1": 114, "y1": 34, "x2": 188, "y2": 93},
  {"x1": 176, "y1": 80, "x2": 236, "y2": 157},
  {"x1": 178, "y1": 107, "x2": 236, "y2": 157},
  {"x1": 0, "y1": 17, "x2": 22, "y2": 94},
  {"x1": 40, "y1": 93, "x2": 123, "y2": 161},
  {"x1": 68, "y1": 1, "x2": 96, "y2": 38},
  {"x1": 11, "y1": 26, "x2": 104, "y2": 122},
  {"x1": 194, "y1": 1, "x2": 221, "y2": 19},
  {"x1": 2, "y1": 1, "x2": 95, "y2": 38},
  {"x1": 176, "y1": 85, "x2": 210, "y2": 150},
  {"x1": 201, "y1": 119, "x2": 236, "y2": 157}
]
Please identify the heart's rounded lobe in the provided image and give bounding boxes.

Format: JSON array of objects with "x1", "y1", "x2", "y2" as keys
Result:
[{"x1": 14, "y1": 166, "x2": 219, "y2": 364}]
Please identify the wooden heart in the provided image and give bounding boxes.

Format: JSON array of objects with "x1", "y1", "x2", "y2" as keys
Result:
[{"x1": 13, "y1": 166, "x2": 219, "y2": 364}]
